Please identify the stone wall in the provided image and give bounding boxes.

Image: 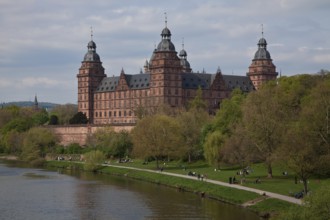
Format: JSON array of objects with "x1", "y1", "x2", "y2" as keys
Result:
[{"x1": 48, "y1": 124, "x2": 134, "y2": 146}]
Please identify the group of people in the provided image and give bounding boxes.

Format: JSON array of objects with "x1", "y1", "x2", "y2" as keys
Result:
[{"x1": 187, "y1": 171, "x2": 206, "y2": 181}]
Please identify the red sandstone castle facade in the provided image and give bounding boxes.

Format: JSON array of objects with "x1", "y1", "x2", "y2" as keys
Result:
[{"x1": 77, "y1": 22, "x2": 278, "y2": 124}]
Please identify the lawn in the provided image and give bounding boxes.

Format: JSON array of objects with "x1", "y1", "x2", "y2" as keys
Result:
[{"x1": 111, "y1": 159, "x2": 330, "y2": 196}]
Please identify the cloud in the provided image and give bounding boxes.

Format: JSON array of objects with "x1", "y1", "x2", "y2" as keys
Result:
[{"x1": 0, "y1": 0, "x2": 329, "y2": 103}]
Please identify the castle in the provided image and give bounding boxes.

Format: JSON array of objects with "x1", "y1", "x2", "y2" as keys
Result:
[{"x1": 77, "y1": 21, "x2": 278, "y2": 125}]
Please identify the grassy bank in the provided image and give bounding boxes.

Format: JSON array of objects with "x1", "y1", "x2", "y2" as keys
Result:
[{"x1": 45, "y1": 160, "x2": 297, "y2": 218}]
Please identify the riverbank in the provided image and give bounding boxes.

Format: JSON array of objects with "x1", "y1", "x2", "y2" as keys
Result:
[{"x1": 45, "y1": 160, "x2": 296, "y2": 219}]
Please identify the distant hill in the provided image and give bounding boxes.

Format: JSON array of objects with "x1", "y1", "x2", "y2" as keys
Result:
[{"x1": 2, "y1": 101, "x2": 59, "y2": 110}]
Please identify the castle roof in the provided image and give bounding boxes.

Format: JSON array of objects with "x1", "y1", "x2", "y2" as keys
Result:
[{"x1": 95, "y1": 72, "x2": 254, "y2": 93}]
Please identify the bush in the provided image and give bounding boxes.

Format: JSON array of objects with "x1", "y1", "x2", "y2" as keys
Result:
[{"x1": 83, "y1": 150, "x2": 105, "y2": 172}]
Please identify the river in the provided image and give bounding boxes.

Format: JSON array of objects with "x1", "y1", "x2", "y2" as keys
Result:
[{"x1": 0, "y1": 160, "x2": 260, "y2": 220}]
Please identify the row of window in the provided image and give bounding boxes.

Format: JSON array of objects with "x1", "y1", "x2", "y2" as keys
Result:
[{"x1": 95, "y1": 110, "x2": 133, "y2": 118}]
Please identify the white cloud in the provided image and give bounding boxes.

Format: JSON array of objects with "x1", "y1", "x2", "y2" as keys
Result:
[{"x1": 0, "y1": 0, "x2": 329, "y2": 103}]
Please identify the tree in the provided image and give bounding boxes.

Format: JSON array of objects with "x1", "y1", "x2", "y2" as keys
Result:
[
  {"x1": 278, "y1": 185, "x2": 330, "y2": 220},
  {"x1": 204, "y1": 131, "x2": 225, "y2": 168},
  {"x1": 20, "y1": 127, "x2": 57, "y2": 161},
  {"x1": 83, "y1": 150, "x2": 105, "y2": 172},
  {"x1": 31, "y1": 109, "x2": 49, "y2": 126},
  {"x1": 222, "y1": 125, "x2": 257, "y2": 168},
  {"x1": 177, "y1": 108, "x2": 209, "y2": 162},
  {"x1": 69, "y1": 112, "x2": 88, "y2": 124},
  {"x1": 280, "y1": 76, "x2": 330, "y2": 193},
  {"x1": 131, "y1": 114, "x2": 184, "y2": 169},
  {"x1": 202, "y1": 89, "x2": 245, "y2": 167},
  {"x1": 49, "y1": 115, "x2": 59, "y2": 125},
  {"x1": 3, "y1": 130, "x2": 23, "y2": 155},
  {"x1": 241, "y1": 82, "x2": 287, "y2": 178},
  {"x1": 50, "y1": 104, "x2": 77, "y2": 124},
  {"x1": 188, "y1": 87, "x2": 208, "y2": 111},
  {"x1": 1, "y1": 117, "x2": 33, "y2": 135},
  {"x1": 90, "y1": 127, "x2": 132, "y2": 159}
]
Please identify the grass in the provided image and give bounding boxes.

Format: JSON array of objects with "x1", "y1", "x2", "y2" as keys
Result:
[
  {"x1": 46, "y1": 159, "x2": 330, "y2": 219},
  {"x1": 112, "y1": 159, "x2": 330, "y2": 196}
]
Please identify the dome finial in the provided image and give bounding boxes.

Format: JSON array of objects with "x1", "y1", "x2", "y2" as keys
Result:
[
  {"x1": 90, "y1": 26, "x2": 93, "y2": 40},
  {"x1": 261, "y1": 24, "x2": 264, "y2": 38},
  {"x1": 182, "y1": 37, "x2": 184, "y2": 49},
  {"x1": 164, "y1": 12, "x2": 167, "y2": 27}
]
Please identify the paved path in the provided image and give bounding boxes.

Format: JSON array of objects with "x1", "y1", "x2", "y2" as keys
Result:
[{"x1": 104, "y1": 164, "x2": 302, "y2": 205}]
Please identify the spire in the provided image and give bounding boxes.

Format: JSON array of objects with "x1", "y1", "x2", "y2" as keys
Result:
[
  {"x1": 164, "y1": 12, "x2": 167, "y2": 27},
  {"x1": 90, "y1": 26, "x2": 93, "y2": 40},
  {"x1": 216, "y1": 66, "x2": 222, "y2": 74},
  {"x1": 34, "y1": 94, "x2": 38, "y2": 110}
]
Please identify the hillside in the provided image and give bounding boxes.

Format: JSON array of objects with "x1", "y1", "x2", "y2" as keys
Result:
[{"x1": 2, "y1": 101, "x2": 59, "y2": 110}]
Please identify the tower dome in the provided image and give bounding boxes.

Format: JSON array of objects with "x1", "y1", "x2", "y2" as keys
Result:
[
  {"x1": 179, "y1": 41, "x2": 191, "y2": 72},
  {"x1": 157, "y1": 14, "x2": 176, "y2": 52},
  {"x1": 179, "y1": 48, "x2": 187, "y2": 57},
  {"x1": 84, "y1": 40, "x2": 101, "y2": 62},
  {"x1": 161, "y1": 27, "x2": 172, "y2": 38},
  {"x1": 254, "y1": 37, "x2": 271, "y2": 60}
]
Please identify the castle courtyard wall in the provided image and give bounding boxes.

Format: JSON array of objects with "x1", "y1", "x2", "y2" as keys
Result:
[{"x1": 48, "y1": 124, "x2": 134, "y2": 146}]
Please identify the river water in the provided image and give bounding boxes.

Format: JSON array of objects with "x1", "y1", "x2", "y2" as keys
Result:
[{"x1": 0, "y1": 160, "x2": 260, "y2": 220}]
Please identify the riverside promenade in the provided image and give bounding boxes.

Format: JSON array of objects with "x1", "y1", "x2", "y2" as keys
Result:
[{"x1": 104, "y1": 164, "x2": 302, "y2": 205}]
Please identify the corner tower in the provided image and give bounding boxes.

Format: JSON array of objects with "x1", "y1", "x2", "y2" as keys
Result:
[
  {"x1": 148, "y1": 16, "x2": 183, "y2": 108},
  {"x1": 247, "y1": 28, "x2": 278, "y2": 90},
  {"x1": 77, "y1": 31, "x2": 106, "y2": 123}
]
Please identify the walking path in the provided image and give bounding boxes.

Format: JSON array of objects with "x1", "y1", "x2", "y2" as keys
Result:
[{"x1": 104, "y1": 164, "x2": 302, "y2": 205}]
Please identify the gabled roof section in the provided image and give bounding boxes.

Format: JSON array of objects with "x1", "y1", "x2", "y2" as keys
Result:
[
  {"x1": 96, "y1": 76, "x2": 120, "y2": 92},
  {"x1": 96, "y1": 73, "x2": 150, "y2": 92},
  {"x1": 182, "y1": 72, "x2": 255, "y2": 92},
  {"x1": 222, "y1": 75, "x2": 255, "y2": 92},
  {"x1": 182, "y1": 73, "x2": 212, "y2": 89},
  {"x1": 127, "y1": 74, "x2": 150, "y2": 90}
]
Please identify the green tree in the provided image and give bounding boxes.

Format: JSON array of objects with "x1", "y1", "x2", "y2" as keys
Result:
[
  {"x1": 203, "y1": 89, "x2": 245, "y2": 167},
  {"x1": 241, "y1": 82, "x2": 287, "y2": 178},
  {"x1": 1, "y1": 117, "x2": 33, "y2": 135},
  {"x1": 177, "y1": 108, "x2": 209, "y2": 162},
  {"x1": 3, "y1": 130, "x2": 23, "y2": 155},
  {"x1": 32, "y1": 109, "x2": 49, "y2": 126},
  {"x1": 221, "y1": 125, "x2": 256, "y2": 168},
  {"x1": 204, "y1": 130, "x2": 225, "y2": 168},
  {"x1": 188, "y1": 87, "x2": 208, "y2": 111},
  {"x1": 20, "y1": 127, "x2": 57, "y2": 161},
  {"x1": 278, "y1": 185, "x2": 330, "y2": 220},
  {"x1": 280, "y1": 76, "x2": 330, "y2": 193},
  {"x1": 91, "y1": 127, "x2": 132, "y2": 159},
  {"x1": 83, "y1": 150, "x2": 105, "y2": 172},
  {"x1": 131, "y1": 114, "x2": 184, "y2": 169},
  {"x1": 69, "y1": 112, "x2": 88, "y2": 124},
  {"x1": 49, "y1": 115, "x2": 59, "y2": 125},
  {"x1": 50, "y1": 104, "x2": 77, "y2": 124}
]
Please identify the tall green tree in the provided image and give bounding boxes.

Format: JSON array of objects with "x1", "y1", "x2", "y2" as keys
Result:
[
  {"x1": 20, "y1": 127, "x2": 57, "y2": 161},
  {"x1": 204, "y1": 130, "x2": 225, "y2": 168},
  {"x1": 241, "y1": 82, "x2": 287, "y2": 178},
  {"x1": 177, "y1": 108, "x2": 209, "y2": 162},
  {"x1": 131, "y1": 114, "x2": 184, "y2": 169},
  {"x1": 280, "y1": 76, "x2": 330, "y2": 193},
  {"x1": 188, "y1": 87, "x2": 208, "y2": 111},
  {"x1": 90, "y1": 127, "x2": 132, "y2": 159},
  {"x1": 203, "y1": 89, "x2": 245, "y2": 167}
]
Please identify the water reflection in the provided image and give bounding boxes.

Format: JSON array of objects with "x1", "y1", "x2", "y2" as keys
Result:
[{"x1": 0, "y1": 160, "x2": 260, "y2": 220}]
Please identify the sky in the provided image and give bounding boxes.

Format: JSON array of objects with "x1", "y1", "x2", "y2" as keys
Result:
[{"x1": 1, "y1": 0, "x2": 329, "y2": 104}]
